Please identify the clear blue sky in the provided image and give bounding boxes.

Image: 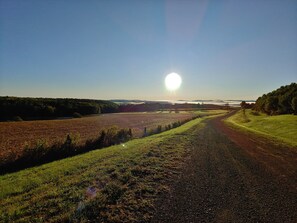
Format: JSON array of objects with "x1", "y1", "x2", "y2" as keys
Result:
[{"x1": 0, "y1": 0, "x2": 296, "y2": 100}]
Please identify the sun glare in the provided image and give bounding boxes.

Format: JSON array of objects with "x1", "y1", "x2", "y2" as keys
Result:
[{"x1": 165, "y1": 73, "x2": 182, "y2": 91}]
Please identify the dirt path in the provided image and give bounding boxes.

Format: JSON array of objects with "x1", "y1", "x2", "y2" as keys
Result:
[
  {"x1": 151, "y1": 113, "x2": 297, "y2": 223},
  {"x1": 212, "y1": 112, "x2": 297, "y2": 190}
]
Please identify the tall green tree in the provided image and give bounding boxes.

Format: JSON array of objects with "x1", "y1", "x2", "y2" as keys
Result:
[{"x1": 254, "y1": 83, "x2": 297, "y2": 115}]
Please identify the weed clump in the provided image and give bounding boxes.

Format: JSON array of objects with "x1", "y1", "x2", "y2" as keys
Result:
[
  {"x1": 102, "y1": 183, "x2": 125, "y2": 204},
  {"x1": 73, "y1": 112, "x2": 82, "y2": 118},
  {"x1": 251, "y1": 111, "x2": 260, "y2": 116},
  {"x1": 241, "y1": 110, "x2": 251, "y2": 123},
  {"x1": 12, "y1": 116, "x2": 23, "y2": 121}
]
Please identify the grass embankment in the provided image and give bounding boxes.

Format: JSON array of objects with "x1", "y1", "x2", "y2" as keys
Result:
[
  {"x1": 0, "y1": 111, "x2": 226, "y2": 222},
  {"x1": 225, "y1": 109, "x2": 297, "y2": 147}
]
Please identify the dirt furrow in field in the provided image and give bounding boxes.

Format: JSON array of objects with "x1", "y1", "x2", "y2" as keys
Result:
[{"x1": 151, "y1": 114, "x2": 297, "y2": 223}]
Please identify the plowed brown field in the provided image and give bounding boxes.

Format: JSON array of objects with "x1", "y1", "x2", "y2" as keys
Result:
[{"x1": 0, "y1": 112, "x2": 197, "y2": 162}]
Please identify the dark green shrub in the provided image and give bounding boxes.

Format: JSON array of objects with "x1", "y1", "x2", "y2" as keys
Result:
[
  {"x1": 43, "y1": 105, "x2": 55, "y2": 116},
  {"x1": 292, "y1": 97, "x2": 297, "y2": 114},
  {"x1": 157, "y1": 125, "x2": 162, "y2": 133},
  {"x1": 12, "y1": 116, "x2": 23, "y2": 121},
  {"x1": 73, "y1": 112, "x2": 82, "y2": 118},
  {"x1": 117, "y1": 128, "x2": 132, "y2": 143},
  {"x1": 143, "y1": 127, "x2": 147, "y2": 137},
  {"x1": 251, "y1": 111, "x2": 260, "y2": 116}
]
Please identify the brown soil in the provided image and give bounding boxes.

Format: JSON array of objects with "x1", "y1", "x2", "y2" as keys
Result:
[
  {"x1": 0, "y1": 112, "x2": 195, "y2": 162},
  {"x1": 151, "y1": 112, "x2": 297, "y2": 223}
]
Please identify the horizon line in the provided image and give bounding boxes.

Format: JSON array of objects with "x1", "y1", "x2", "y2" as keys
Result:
[{"x1": 0, "y1": 95, "x2": 256, "y2": 102}]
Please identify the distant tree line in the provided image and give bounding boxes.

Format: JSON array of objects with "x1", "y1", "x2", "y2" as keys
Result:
[
  {"x1": 0, "y1": 97, "x2": 119, "y2": 121},
  {"x1": 0, "y1": 97, "x2": 230, "y2": 121},
  {"x1": 254, "y1": 83, "x2": 297, "y2": 115}
]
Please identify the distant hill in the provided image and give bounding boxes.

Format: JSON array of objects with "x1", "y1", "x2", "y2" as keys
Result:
[
  {"x1": 0, "y1": 97, "x2": 119, "y2": 121},
  {"x1": 112, "y1": 99, "x2": 255, "y2": 107},
  {"x1": 254, "y1": 83, "x2": 297, "y2": 115}
]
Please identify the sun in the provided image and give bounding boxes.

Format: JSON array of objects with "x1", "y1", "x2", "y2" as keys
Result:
[{"x1": 165, "y1": 73, "x2": 182, "y2": 91}]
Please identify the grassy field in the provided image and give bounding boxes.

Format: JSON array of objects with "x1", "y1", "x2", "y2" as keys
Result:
[
  {"x1": 0, "y1": 111, "x2": 226, "y2": 222},
  {"x1": 225, "y1": 109, "x2": 297, "y2": 147}
]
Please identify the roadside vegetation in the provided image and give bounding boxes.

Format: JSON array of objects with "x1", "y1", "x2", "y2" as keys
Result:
[
  {"x1": 225, "y1": 109, "x2": 297, "y2": 147},
  {"x1": 0, "y1": 112, "x2": 226, "y2": 222}
]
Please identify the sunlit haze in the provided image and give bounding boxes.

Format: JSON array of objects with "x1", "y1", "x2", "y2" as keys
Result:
[{"x1": 0, "y1": 0, "x2": 296, "y2": 100}]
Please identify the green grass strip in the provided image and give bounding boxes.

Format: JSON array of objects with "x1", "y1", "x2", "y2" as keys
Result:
[{"x1": 225, "y1": 109, "x2": 297, "y2": 147}]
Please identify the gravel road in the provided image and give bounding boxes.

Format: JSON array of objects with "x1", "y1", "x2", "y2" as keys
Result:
[{"x1": 151, "y1": 113, "x2": 297, "y2": 223}]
